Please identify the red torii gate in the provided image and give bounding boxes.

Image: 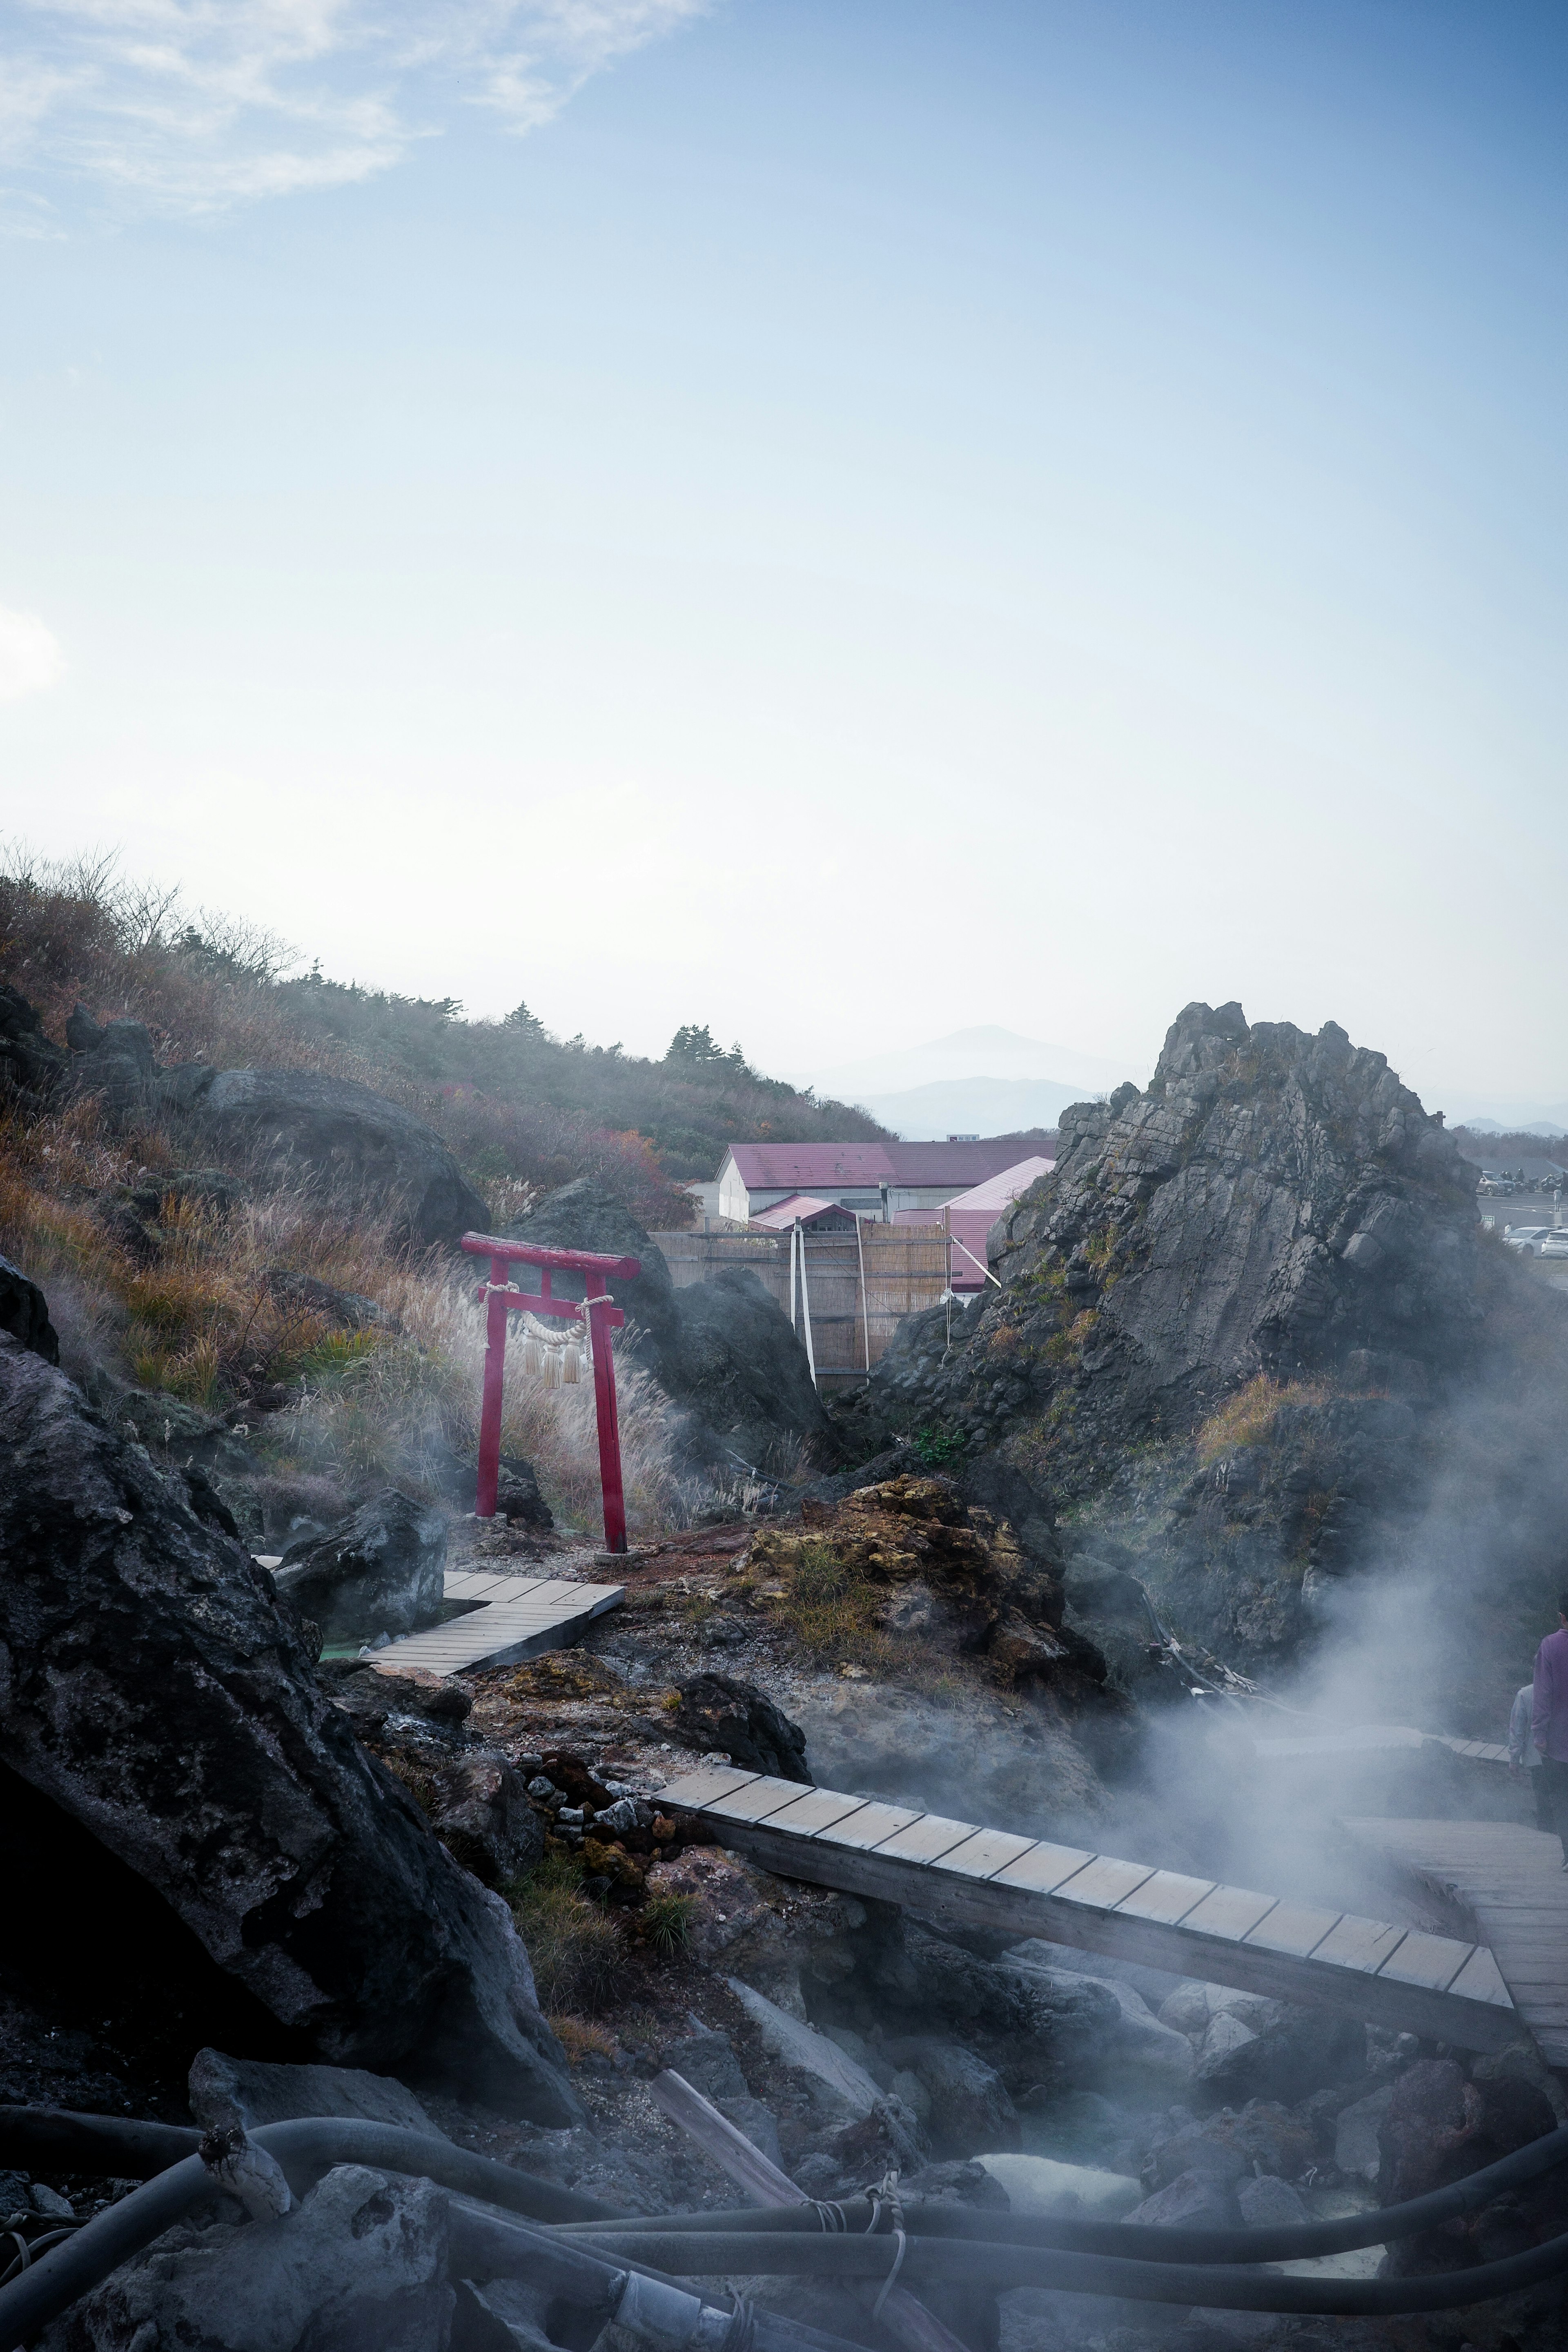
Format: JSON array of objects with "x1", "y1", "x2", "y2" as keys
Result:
[{"x1": 461, "y1": 1232, "x2": 641, "y2": 1555}]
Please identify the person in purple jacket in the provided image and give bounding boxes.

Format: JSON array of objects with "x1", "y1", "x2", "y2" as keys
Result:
[{"x1": 1530, "y1": 1593, "x2": 1568, "y2": 1867}]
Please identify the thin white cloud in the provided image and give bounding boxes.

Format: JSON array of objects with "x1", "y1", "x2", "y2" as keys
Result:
[
  {"x1": 0, "y1": 609, "x2": 67, "y2": 703},
  {"x1": 2, "y1": 0, "x2": 710, "y2": 213}
]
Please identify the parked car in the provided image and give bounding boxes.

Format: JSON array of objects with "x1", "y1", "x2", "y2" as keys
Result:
[
  {"x1": 1478, "y1": 1176, "x2": 1515, "y2": 1196},
  {"x1": 1539, "y1": 1232, "x2": 1568, "y2": 1259},
  {"x1": 1506, "y1": 1227, "x2": 1555, "y2": 1256}
]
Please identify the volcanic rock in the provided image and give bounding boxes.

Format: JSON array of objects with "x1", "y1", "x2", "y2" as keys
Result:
[
  {"x1": 187, "y1": 2047, "x2": 444, "y2": 2137},
  {"x1": 271, "y1": 1490, "x2": 448, "y2": 1646},
  {"x1": 885, "y1": 1001, "x2": 1481, "y2": 1488},
  {"x1": 0, "y1": 1255, "x2": 58, "y2": 1364},
  {"x1": 670, "y1": 1672, "x2": 812, "y2": 1781},
  {"x1": 0, "y1": 984, "x2": 67, "y2": 1102},
  {"x1": 426, "y1": 1749, "x2": 545, "y2": 1888},
  {"x1": 0, "y1": 1336, "x2": 579, "y2": 2123},
  {"x1": 890, "y1": 2038, "x2": 1020, "y2": 2157},
  {"x1": 261, "y1": 1266, "x2": 398, "y2": 1330},
  {"x1": 40, "y1": 2164, "x2": 454, "y2": 2351},
  {"x1": 1124, "y1": 2168, "x2": 1239, "y2": 2229},
  {"x1": 1237, "y1": 2172, "x2": 1309, "y2": 2227},
  {"x1": 178, "y1": 1068, "x2": 488, "y2": 1246},
  {"x1": 64, "y1": 1011, "x2": 160, "y2": 1115}
]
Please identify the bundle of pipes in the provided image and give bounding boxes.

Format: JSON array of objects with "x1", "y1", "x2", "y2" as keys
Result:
[{"x1": 6, "y1": 2096, "x2": 1568, "y2": 2346}]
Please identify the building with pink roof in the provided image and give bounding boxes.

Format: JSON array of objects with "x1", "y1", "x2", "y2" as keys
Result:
[
  {"x1": 716, "y1": 1139, "x2": 1033, "y2": 1226},
  {"x1": 894, "y1": 1154, "x2": 1054, "y2": 1289}
]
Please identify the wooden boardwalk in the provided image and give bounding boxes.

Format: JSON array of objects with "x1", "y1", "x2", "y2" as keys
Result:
[
  {"x1": 1251, "y1": 1724, "x2": 1510, "y2": 1767},
  {"x1": 1345, "y1": 1817, "x2": 1568, "y2": 2068},
  {"x1": 366, "y1": 1569, "x2": 623, "y2": 1679},
  {"x1": 657, "y1": 1765, "x2": 1519, "y2": 2051}
]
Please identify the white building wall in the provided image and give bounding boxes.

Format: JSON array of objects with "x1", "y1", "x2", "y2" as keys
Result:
[{"x1": 717, "y1": 1158, "x2": 751, "y2": 1224}]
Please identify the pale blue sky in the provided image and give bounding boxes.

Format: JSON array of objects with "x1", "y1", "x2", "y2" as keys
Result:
[{"x1": 3, "y1": 2, "x2": 1566, "y2": 1117}]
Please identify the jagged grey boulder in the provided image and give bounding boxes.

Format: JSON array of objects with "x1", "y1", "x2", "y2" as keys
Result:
[
  {"x1": 0, "y1": 1337, "x2": 579, "y2": 2124},
  {"x1": 63, "y1": 1011, "x2": 161, "y2": 1116},
  {"x1": 903, "y1": 1000, "x2": 1481, "y2": 1470},
  {"x1": 893, "y1": 2038, "x2": 1019, "y2": 2157},
  {"x1": 272, "y1": 1491, "x2": 448, "y2": 1646},
  {"x1": 1237, "y1": 2172, "x2": 1309, "y2": 2227},
  {"x1": 178, "y1": 1068, "x2": 488, "y2": 1246},
  {"x1": 40, "y1": 2165, "x2": 452, "y2": 2350},
  {"x1": 671, "y1": 1672, "x2": 811, "y2": 1781},
  {"x1": 0, "y1": 1254, "x2": 58, "y2": 1363},
  {"x1": 187, "y1": 2048, "x2": 444, "y2": 2137},
  {"x1": 428, "y1": 1750, "x2": 545, "y2": 1888},
  {"x1": 0, "y1": 984, "x2": 67, "y2": 1102}
]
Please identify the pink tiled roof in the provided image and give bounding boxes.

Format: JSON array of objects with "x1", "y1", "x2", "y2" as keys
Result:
[
  {"x1": 724, "y1": 1140, "x2": 1032, "y2": 1189},
  {"x1": 725, "y1": 1145, "x2": 895, "y2": 1187},
  {"x1": 944, "y1": 1156, "x2": 1055, "y2": 1214}
]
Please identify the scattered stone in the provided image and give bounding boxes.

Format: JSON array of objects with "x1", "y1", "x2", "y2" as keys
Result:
[
  {"x1": 1125, "y1": 2168, "x2": 1239, "y2": 2229},
  {"x1": 1193, "y1": 2006, "x2": 1366, "y2": 2109},
  {"x1": 1334, "y1": 2085, "x2": 1394, "y2": 2183},
  {"x1": 660, "y1": 2025, "x2": 748, "y2": 2102},
  {"x1": 670, "y1": 1672, "x2": 812, "y2": 1782},
  {"x1": 1158, "y1": 1980, "x2": 1212, "y2": 2037},
  {"x1": 1196, "y1": 2010, "x2": 1258, "y2": 2078},
  {"x1": 718, "y1": 2096, "x2": 785, "y2": 2168},
  {"x1": 271, "y1": 1489, "x2": 447, "y2": 1646},
  {"x1": 1148, "y1": 2126, "x2": 1250, "y2": 2192},
  {"x1": 1236, "y1": 2172, "x2": 1309, "y2": 2228},
  {"x1": 428, "y1": 1750, "x2": 545, "y2": 1887},
  {"x1": 891, "y1": 2038, "x2": 1020, "y2": 2158},
  {"x1": 261, "y1": 1267, "x2": 399, "y2": 1331},
  {"x1": 726, "y1": 1977, "x2": 922, "y2": 2166}
]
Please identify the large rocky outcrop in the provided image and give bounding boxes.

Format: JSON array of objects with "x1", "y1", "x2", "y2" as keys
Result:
[
  {"x1": 848, "y1": 1004, "x2": 1559, "y2": 1688},
  {"x1": 498, "y1": 1180, "x2": 833, "y2": 1469},
  {"x1": 0, "y1": 1335, "x2": 579, "y2": 2125},
  {"x1": 177, "y1": 1068, "x2": 488, "y2": 1246},
  {"x1": 915, "y1": 1002, "x2": 1481, "y2": 1474}
]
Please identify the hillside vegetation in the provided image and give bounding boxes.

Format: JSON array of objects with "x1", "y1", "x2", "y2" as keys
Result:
[{"x1": 0, "y1": 851, "x2": 888, "y2": 1224}]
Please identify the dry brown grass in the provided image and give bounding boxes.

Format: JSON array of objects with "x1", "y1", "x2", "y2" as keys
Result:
[
  {"x1": 507, "y1": 1856, "x2": 625, "y2": 2014},
  {"x1": 0, "y1": 1090, "x2": 689, "y2": 1532},
  {"x1": 1194, "y1": 1373, "x2": 1336, "y2": 1466},
  {"x1": 753, "y1": 1537, "x2": 907, "y2": 1678}
]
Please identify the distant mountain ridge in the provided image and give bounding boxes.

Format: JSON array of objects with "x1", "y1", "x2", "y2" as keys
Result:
[
  {"x1": 849, "y1": 1074, "x2": 1094, "y2": 1141},
  {"x1": 793, "y1": 1023, "x2": 1142, "y2": 1100}
]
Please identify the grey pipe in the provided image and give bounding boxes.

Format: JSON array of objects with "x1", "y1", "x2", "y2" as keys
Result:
[
  {"x1": 561, "y1": 2119, "x2": 1568, "y2": 2264},
  {"x1": 0, "y1": 2108, "x2": 202, "y2": 2178},
  {"x1": 535, "y1": 2222, "x2": 1568, "y2": 2316}
]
